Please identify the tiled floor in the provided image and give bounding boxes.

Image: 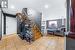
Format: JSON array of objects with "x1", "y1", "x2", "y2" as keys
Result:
[{"x1": 0, "y1": 34, "x2": 65, "y2": 50}]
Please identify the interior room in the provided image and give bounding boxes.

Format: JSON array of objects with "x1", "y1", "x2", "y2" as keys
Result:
[{"x1": 0, "y1": 0, "x2": 75, "y2": 50}]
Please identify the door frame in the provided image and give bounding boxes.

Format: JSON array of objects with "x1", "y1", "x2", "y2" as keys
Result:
[
  {"x1": 66, "y1": 0, "x2": 70, "y2": 32},
  {"x1": 3, "y1": 12, "x2": 16, "y2": 35}
]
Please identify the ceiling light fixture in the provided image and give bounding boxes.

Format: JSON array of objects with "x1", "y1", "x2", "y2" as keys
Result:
[
  {"x1": 10, "y1": 5, "x2": 15, "y2": 9},
  {"x1": 44, "y1": 4, "x2": 49, "y2": 9}
]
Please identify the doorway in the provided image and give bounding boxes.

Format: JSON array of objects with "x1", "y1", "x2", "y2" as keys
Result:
[
  {"x1": 3, "y1": 12, "x2": 16, "y2": 35},
  {"x1": 6, "y1": 17, "x2": 17, "y2": 35}
]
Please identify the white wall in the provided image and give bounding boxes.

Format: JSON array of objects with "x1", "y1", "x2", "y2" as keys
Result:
[
  {"x1": 2, "y1": 13, "x2": 4, "y2": 36},
  {"x1": 0, "y1": 9, "x2": 2, "y2": 37}
]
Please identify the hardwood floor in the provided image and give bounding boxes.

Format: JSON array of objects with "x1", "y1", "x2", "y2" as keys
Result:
[{"x1": 0, "y1": 34, "x2": 65, "y2": 50}]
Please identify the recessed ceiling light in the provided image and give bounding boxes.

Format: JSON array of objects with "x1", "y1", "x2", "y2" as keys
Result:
[
  {"x1": 10, "y1": 5, "x2": 15, "y2": 9},
  {"x1": 44, "y1": 4, "x2": 49, "y2": 9}
]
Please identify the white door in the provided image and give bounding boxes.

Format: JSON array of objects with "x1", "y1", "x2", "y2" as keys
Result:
[{"x1": 6, "y1": 17, "x2": 17, "y2": 35}]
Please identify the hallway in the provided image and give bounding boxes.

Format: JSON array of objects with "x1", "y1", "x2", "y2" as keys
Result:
[{"x1": 0, "y1": 34, "x2": 65, "y2": 50}]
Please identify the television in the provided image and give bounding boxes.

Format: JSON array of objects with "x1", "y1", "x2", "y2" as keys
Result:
[{"x1": 47, "y1": 20, "x2": 58, "y2": 29}]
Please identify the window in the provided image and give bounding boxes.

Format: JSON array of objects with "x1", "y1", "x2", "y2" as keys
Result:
[{"x1": 1, "y1": 0, "x2": 8, "y2": 8}]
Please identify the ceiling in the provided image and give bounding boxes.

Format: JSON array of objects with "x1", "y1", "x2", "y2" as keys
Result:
[{"x1": 8, "y1": 0, "x2": 66, "y2": 20}]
